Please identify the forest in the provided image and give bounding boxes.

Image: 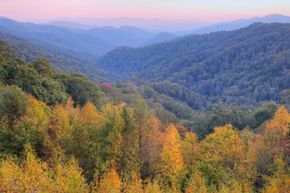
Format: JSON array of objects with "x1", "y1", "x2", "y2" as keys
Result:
[
  {"x1": 98, "y1": 23, "x2": 290, "y2": 106},
  {"x1": 0, "y1": 39, "x2": 289, "y2": 193}
]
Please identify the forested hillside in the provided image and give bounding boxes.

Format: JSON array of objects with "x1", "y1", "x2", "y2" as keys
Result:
[
  {"x1": 0, "y1": 32, "x2": 106, "y2": 80},
  {"x1": 0, "y1": 41, "x2": 103, "y2": 106},
  {"x1": 98, "y1": 23, "x2": 290, "y2": 105},
  {"x1": 0, "y1": 41, "x2": 289, "y2": 193}
]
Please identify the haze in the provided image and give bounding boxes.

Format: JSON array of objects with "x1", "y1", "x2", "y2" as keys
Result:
[{"x1": 1, "y1": 0, "x2": 289, "y2": 22}]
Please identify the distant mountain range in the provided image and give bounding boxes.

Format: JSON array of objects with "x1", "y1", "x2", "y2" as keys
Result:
[
  {"x1": 194, "y1": 14, "x2": 290, "y2": 33},
  {"x1": 51, "y1": 14, "x2": 290, "y2": 34},
  {"x1": 50, "y1": 17, "x2": 204, "y2": 32},
  {"x1": 0, "y1": 17, "x2": 160, "y2": 58},
  {"x1": 0, "y1": 17, "x2": 113, "y2": 57},
  {"x1": 98, "y1": 23, "x2": 290, "y2": 105}
]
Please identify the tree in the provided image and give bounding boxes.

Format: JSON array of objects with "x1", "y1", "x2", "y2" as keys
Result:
[
  {"x1": 79, "y1": 102, "x2": 101, "y2": 126},
  {"x1": 255, "y1": 106, "x2": 290, "y2": 174},
  {"x1": 33, "y1": 77, "x2": 67, "y2": 106},
  {"x1": 261, "y1": 157, "x2": 290, "y2": 193},
  {"x1": 96, "y1": 103, "x2": 125, "y2": 174},
  {"x1": 122, "y1": 172, "x2": 143, "y2": 193},
  {"x1": 59, "y1": 74, "x2": 102, "y2": 107},
  {"x1": 0, "y1": 95, "x2": 48, "y2": 157},
  {"x1": 141, "y1": 116, "x2": 163, "y2": 177},
  {"x1": 119, "y1": 107, "x2": 141, "y2": 178},
  {"x1": 262, "y1": 106, "x2": 290, "y2": 140},
  {"x1": 252, "y1": 102, "x2": 277, "y2": 128},
  {"x1": 94, "y1": 167, "x2": 122, "y2": 193},
  {"x1": 184, "y1": 172, "x2": 207, "y2": 193},
  {"x1": 251, "y1": 106, "x2": 290, "y2": 190},
  {"x1": 0, "y1": 85, "x2": 28, "y2": 129},
  {"x1": 23, "y1": 95, "x2": 51, "y2": 133},
  {"x1": 182, "y1": 132, "x2": 199, "y2": 170},
  {"x1": 49, "y1": 103, "x2": 72, "y2": 140},
  {"x1": 0, "y1": 41, "x2": 18, "y2": 64},
  {"x1": 199, "y1": 124, "x2": 245, "y2": 190},
  {"x1": 0, "y1": 157, "x2": 22, "y2": 192},
  {"x1": 43, "y1": 103, "x2": 71, "y2": 159},
  {"x1": 0, "y1": 147, "x2": 53, "y2": 192},
  {"x1": 1, "y1": 59, "x2": 67, "y2": 105},
  {"x1": 68, "y1": 101, "x2": 101, "y2": 180},
  {"x1": 144, "y1": 179, "x2": 162, "y2": 193},
  {"x1": 53, "y1": 158, "x2": 89, "y2": 193},
  {"x1": 31, "y1": 57, "x2": 54, "y2": 76},
  {"x1": 160, "y1": 124, "x2": 184, "y2": 177}
]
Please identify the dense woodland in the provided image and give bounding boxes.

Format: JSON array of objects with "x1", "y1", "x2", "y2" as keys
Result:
[
  {"x1": 98, "y1": 23, "x2": 290, "y2": 106},
  {"x1": 0, "y1": 40, "x2": 289, "y2": 193}
]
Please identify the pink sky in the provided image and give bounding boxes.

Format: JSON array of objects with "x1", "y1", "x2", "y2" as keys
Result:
[{"x1": 1, "y1": 0, "x2": 289, "y2": 22}]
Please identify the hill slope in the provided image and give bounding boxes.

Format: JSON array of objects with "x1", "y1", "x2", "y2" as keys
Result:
[
  {"x1": 98, "y1": 23, "x2": 290, "y2": 105},
  {"x1": 145, "y1": 32, "x2": 178, "y2": 45}
]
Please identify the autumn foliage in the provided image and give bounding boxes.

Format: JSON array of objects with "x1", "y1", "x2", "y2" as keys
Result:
[{"x1": 0, "y1": 91, "x2": 289, "y2": 193}]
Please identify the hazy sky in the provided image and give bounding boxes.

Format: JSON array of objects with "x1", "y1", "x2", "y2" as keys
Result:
[{"x1": 1, "y1": 0, "x2": 290, "y2": 22}]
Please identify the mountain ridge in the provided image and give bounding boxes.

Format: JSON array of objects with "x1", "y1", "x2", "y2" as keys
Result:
[{"x1": 194, "y1": 13, "x2": 290, "y2": 33}]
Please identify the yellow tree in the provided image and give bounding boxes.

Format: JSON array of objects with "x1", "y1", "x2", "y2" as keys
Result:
[
  {"x1": 43, "y1": 102, "x2": 73, "y2": 159},
  {"x1": 94, "y1": 167, "x2": 122, "y2": 193},
  {"x1": 199, "y1": 124, "x2": 245, "y2": 191},
  {"x1": 52, "y1": 158, "x2": 89, "y2": 193},
  {"x1": 79, "y1": 102, "x2": 101, "y2": 127},
  {"x1": 0, "y1": 158, "x2": 22, "y2": 192},
  {"x1": 261, "y1": 106, "x2": 290, "y2": 154},
  {"x1": 141, "y1": 115, "x2": 163, "y2": 177},
  {"x1": 262, "y1": 175, "x2": 290, "y2": 193},
  {"x1": 23, "y1": 95, "x2": 51, "y2": 133},
  {"x1": 160, "y1": 124, "x2": 184, "y2": 176},
  {"x1": 0, "y1": 148, "x2": 53, "y2": 192},
  {"x1": 122, "y1": 172, "x2": 143, "y2": 193},
  {"x1": 19, "y1": 149, "x2": 53, "y2": 192},
  {"x1": 184, "y1": 172, "x2": 207, "y2": 193},
  {"x1": 49, "y1": 103, "x2": 72, "y2": 140},
  {"x1": 263, "y1": 106, "x2": 290, "y2": 135},
  {"x1": 250, "y1": 106, "x2": 290, "y2": 188},
  {"x1": 144, "y1": 179, "x2": 163, "y2": 193}
]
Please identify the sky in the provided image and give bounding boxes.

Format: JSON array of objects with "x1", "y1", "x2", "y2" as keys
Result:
[{"x1": 1, "y1": 0, "x2": 290, "y2": 23}]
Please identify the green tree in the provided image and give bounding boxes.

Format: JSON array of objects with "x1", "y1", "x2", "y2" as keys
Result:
[
  {"x1": 58, "y1": 74, "x2": 102, "y2": 107},
  {"x1": 0, "y1": 85, "x2": 28, "y2": 129},
  {"x1": 31, "y1": 57, "x2": 54, "y2": 76}
]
